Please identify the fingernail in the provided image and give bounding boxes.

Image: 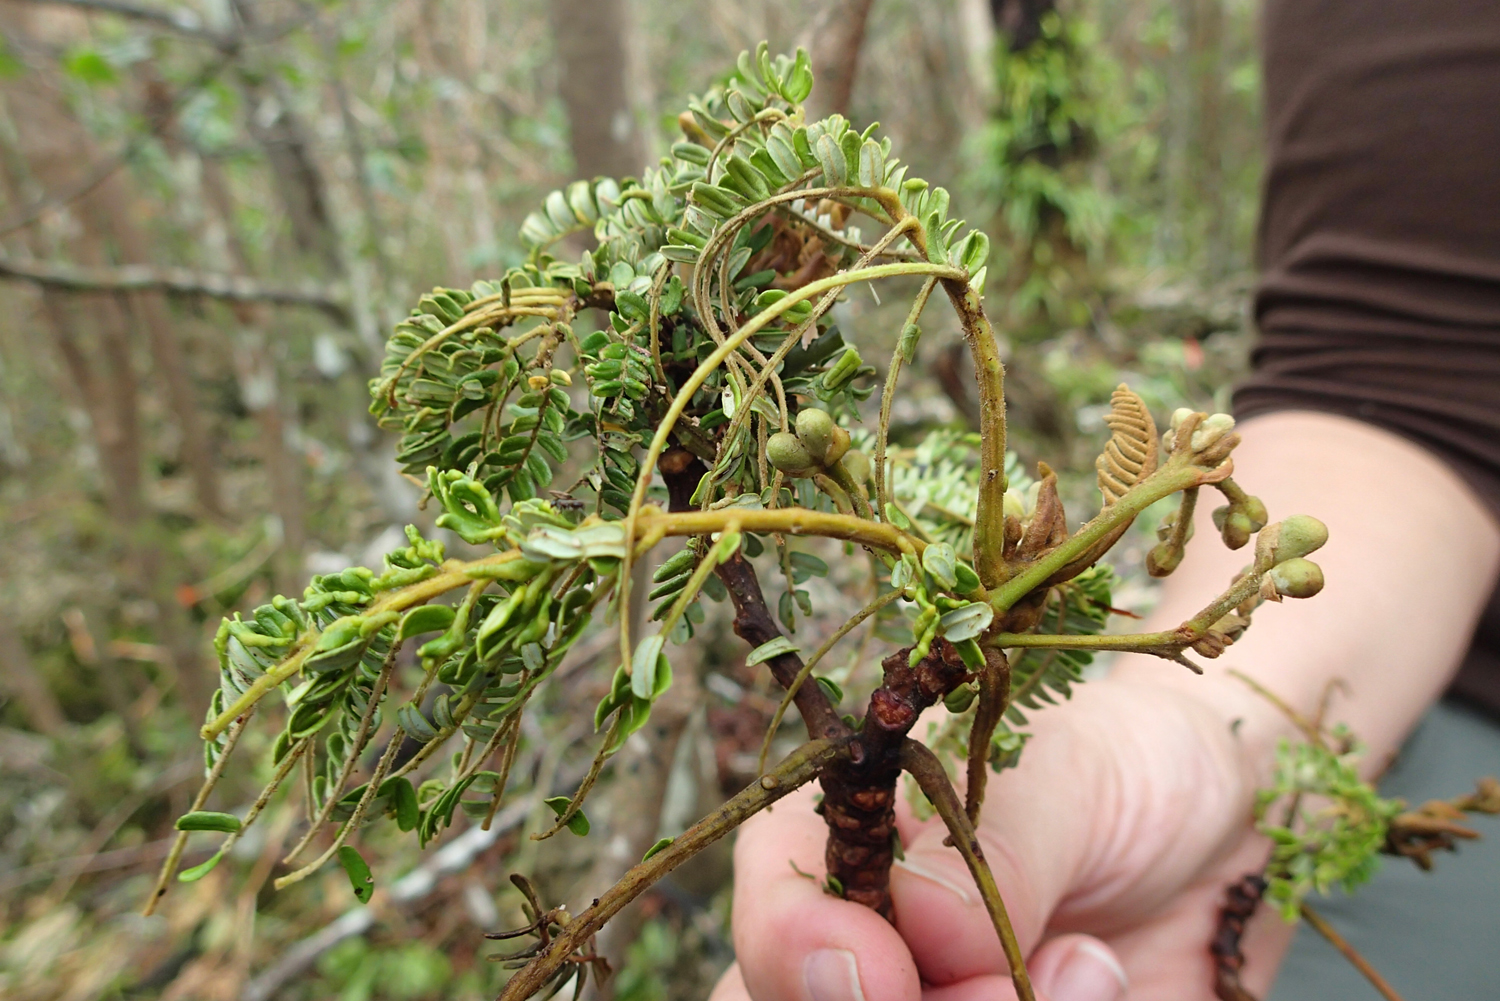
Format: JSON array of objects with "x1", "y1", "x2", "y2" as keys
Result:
[
  {"x1": 804, "y1": 948, "x2": 867, "y2": 1001},
  {"x1": 1047, "y1": 940, "x2": 1127, "y2": 1001},
  {"x1": 893, "y1": 856, "x2": 974, "y2": 905}
]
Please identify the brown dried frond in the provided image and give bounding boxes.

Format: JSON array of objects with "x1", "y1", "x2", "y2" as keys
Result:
[{"x1": 1096, "y1": 385, "x2": 1159, "y2": 506}]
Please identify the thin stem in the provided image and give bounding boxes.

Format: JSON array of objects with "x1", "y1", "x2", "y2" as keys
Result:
[
  {"x1": 273, "y1": 730, "x2": 403, "y2": 890},
  {"x1": 283, "y1": 643, "x2": 399, "y2": 864},
  {"x1": 1300, "y1": 903, "x2": 1407, "y2": 1001},
  {"x1": 987, "y1": 463, "x2": 1206, "y2": 615},
  {"x1": 900, "y1": 739, "x2": 1035, "y2": 1001},
  {"x1": 965, "y1": 647, "x2": 1009, "y2": 824},
  {"x1": 1228, "y1": 669, "x2": 1325, "y2": 747},
  {"x1": 875, "y1": 277, "x2": 939, "y2": 520},
  {"x1": 937, "y1": 279, "x2": 1009, "y2": 587},
  {"x1": 757, "y1": 588, "x2": 903, "y2": 774},
  {"x1": 203, "y1": 503, "x2": 920, "y2": 744},
  {"x1": 498, "y1": 738, "x2": 849, "y2": 1001},
  {"x1": 147, "y1": 736, "x2": 313, "y2": 912},
  {"x1": 479, "y1": 714, "x2": 524, "y2": 831},
  {"x1": 531, "y1": 715, "x2": 623, "y2": 842},
  {"x1": 633, "y1": 506, "x2": 921, "y2": 559},
  {"x1": 703, "y1": 216, "x2": 918, "y2": 506},
  {"x1": 142, "y1": 711, "x2": 252, "y2": 915},
  {"x1": 618, "y1": 261, "x2": 961, "y2": 676}
]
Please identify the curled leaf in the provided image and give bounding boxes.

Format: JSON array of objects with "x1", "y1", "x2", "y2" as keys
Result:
[{"x1": 1096, "y1": 385, "x2": 1159, "y2": 506}]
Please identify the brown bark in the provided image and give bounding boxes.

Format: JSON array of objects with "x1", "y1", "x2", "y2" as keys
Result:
[
  {"x1": 820, "y1": 639, "x2": 970, "y2": 916},
  {"x1": 86, "y1": 173, "x2": 225, "y2": 520},
  {"x1": 809, "y1": 0, "x2": 877, "y2": 119},
  {"x1": 547, "y1": 0, "x2": 644, "y2": 180},
  {"x1": 990, "y1": 0, "x2": 1058, "y2": 51}
]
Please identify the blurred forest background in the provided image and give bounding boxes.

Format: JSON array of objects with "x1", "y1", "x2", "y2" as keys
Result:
[{"x1": 0, "y1": 0, "x2": 1262, "y2": 998}]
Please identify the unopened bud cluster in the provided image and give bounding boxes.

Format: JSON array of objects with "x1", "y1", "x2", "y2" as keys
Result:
[
  {"x1": 1254, "y1": 514, "x2": 1329, "y2": 601},
  {"x1": 766, "y1": 407, "x2": 870, "y2": 485},
  {"x1": 1163, "y1": 407, "x2": 1239, "y2": 466}
]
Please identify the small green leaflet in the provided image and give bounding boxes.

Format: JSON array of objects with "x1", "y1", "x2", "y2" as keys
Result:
[
  {"x1": 814, "y1": 676, "x2": 844, "y2": 704},
  {"x1": 922, "y1": 543, "x2": 959, "y2": 590},
  {"x1": 383, "y1": 776, "x2": 420, "y2": 832},
  {"x1": 884, "y1": 503, "x2": 912, "y2": 530},
  {"x1": 747, "y1": 636, "x2": 799, "y2": 665},
  {"x1": 178, "y1": 851, "x2": 224, "y2": 883},
  {"x1": 175, "y1": 811, "x2": 242, "y2": 833},
  {"x1": 398, "y1": 604, "x2": 456, "y2": 640},
  {"x1": 630, "y1": 634, "x2": 668, "y2": 700},
  {"x1": 544, "y1": 796, "x2": 591, "y2": 836},
  {"x1": 937, "y1": 602, "x2": 993, "y2": 642},
  {"x1": 338, "y1": 845, "x2": 375, "y2": 903}
]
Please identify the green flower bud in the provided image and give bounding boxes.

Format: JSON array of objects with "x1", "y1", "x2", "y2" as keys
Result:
[
  {"x1": 1220, "y1": 510, "x2": 1253, "y2": 550},
  {"x1": 1191, "y1": 413, "x2": 1236, "y2": 452},
  {"x1": 840, "y1": 448, "x2": 871, "y2": 485},
  {"x1": 1273, "y1": 514, "x2": 1329, "y2": 562},
  {"x1": 1243, "y1": 496, "x2": 1269, "y2": 531},
  {"x1": 795, "y1": 408, "x2": 835, "y2": 463},
  {"x1": 1146, "y1": 541, "x2": 1184, "y2": 577},
  {"x1": 823, "y1": 425, "x2": 852, "y2": 467},
  {"x1": 1269, "y1": 557, "x2": 1324, "y2": 598},
  {"x1": 944, "y1": 683, "x2": 977, "y2": 714},
  {"x1": 767, "y1": 431, "x2": 816, "y2": 476}
]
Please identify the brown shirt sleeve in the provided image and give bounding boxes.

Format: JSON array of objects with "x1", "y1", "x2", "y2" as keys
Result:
[{"x1": 1234, "y1": 0, "x2": 1500, "y2": 714}]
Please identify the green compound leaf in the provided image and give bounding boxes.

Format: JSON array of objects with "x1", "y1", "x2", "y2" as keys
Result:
[{"x1": 337, "y1": 845, "x2": 375, "y2": 904}]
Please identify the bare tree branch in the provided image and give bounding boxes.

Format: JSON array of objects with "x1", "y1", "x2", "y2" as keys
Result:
[
  {"x1": 0, "y1": 253, "x2": 350, "y2": 321},
  {"x1": 15, "y1": 0, "x2": 230, "y2": 45}
]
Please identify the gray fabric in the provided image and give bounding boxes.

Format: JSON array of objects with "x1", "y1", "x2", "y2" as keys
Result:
[{"x1": 1267, "y1": 699, "x2": 1500, "y2": 1000}]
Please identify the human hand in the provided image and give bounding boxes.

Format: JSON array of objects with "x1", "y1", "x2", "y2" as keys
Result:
[{"x1": 709, "y1": 676, "x2": 1291, "y2": 1001}]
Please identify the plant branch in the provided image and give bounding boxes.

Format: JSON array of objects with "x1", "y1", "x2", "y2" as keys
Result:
[
  {"x1": 1300, "y1": 903, "x2": 1407, "y2": 1001},
  {"x1": 991, "y1": 560, "x2": 1264, "y2": 667},
  {"x1": 141, "y1": 711, "x2": 251, "y2": 916},
  {"x1": 635, "y1": 506, "x2": 919, "y2": 557},
  {"x1": 618, "y1": 261, "x2": 960, "y2": 672},
  {"x1": 758, "y1": 588, "x2": 903, "y2": 773},
  {"x1": 875, "y1": 277, "x2": 939, "y2": 519},
  {"x1": 900, "y1": 739, "x2": 1035, "y2": 1001},
  {"x1": 938, "y1": 278, "x2": 1009, "y2": 587},
  {"x1": 497, "y1": 738, "x2": 850, "y2": 1001},
  {"x1": 0, "y1": 252, "x2": 351, "y2": 322},
  {"x1": 965, "y1": 647, "x2": 1010, "y2": 823},
  {"x1": 716, "y1": 552, "x2": 848, "y2": 741},
  {"x1": 282, "y1": 643, "x2": 399, "y2": 864},
  {"x1": 987, "y1": 462, "x2": 1208, "y2": 614}
]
